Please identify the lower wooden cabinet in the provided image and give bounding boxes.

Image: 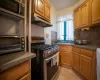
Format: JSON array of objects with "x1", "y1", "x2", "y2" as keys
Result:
[
  {"x1": 58, "y1": 45, "x2": 72, "y2": 67},
  {"x1": 58, "y1": 45, "x2": 96, "y2": 80},
  {"x1": 0, "y1": 61, "x2": 31, "y2": 80},
  {"x1": 80, "y1": 55, "x2": 92, "y2": 80},
  {"x1": 19, "y1": 73, "x2": 31, "y2": 80},
  {"x1": 72, "y1": 52, "x2": 80, "y2": 72},
  {"x1": 60, "y1": 51, "x2": 72, "y2": 66},
  {"x1": 72, "y1": 47, "x2": 96, "y2": 80}
]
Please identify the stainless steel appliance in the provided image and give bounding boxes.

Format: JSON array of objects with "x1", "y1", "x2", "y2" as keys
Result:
[
  {"x1": 0, "y1": 36, "x2": 24, "y2": 55},
  {"x1": 31, "y1": 37, "x2": 59, "y2": 80},
  {"x1": 0, "y1": 0, "x2": 24, "y2": 16},
  {"x1": 74, "y1": 40, "x2": 88, "y2": 45},
  {"x1": 96, "y1": 48, "x2": 100, "y2": 80},
  {"x1": 44, "y1": 52, "x2": 59, "y2": 80},
  {"x1": 31, "y1": 14, "x2": 53, "y2": 27}
]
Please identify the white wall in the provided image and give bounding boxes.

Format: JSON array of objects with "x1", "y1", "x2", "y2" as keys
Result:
[
  {"x1": 31, "y1": 24, "x2": 44, "y2": 37},
  {"x1": 44, "y1": 3, "x2": 57, "y2": 44},
  {"x1": 57, "y1": 6, "x2": 75, "y2": 16},
  {"x1": 57, "y1": 0, "x2": 85, "y2": 17},
  {"x1": 0, "y1": 16, "x2": 24, "y2": 36}
]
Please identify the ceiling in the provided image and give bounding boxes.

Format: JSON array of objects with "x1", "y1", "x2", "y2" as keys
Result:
[{"x1": 49, "y1": 0, "x2": 79, "y2": 10}]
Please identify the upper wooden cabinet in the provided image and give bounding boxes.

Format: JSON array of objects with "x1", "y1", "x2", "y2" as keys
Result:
[
  {"x1": 34, "y1": 0, "x2": 45, "y2": 17},
  {"x1": 74, "y1": 0, "x2": 90, "y2": 29},
  {"x1": 74, "y1": 0, "x2": 100, "y2": 29},
  {"x1": 80, "y1": 1, "x2": 90, "y2": 27},
  {"x1": 44, "y1": 2, "x2": 51, "y2": 22},
  {"x1": 33, "y1": 0, "x2": 51, "y2": 22},
  {"x1": 74, "y1": 9, "x2": 81, "y2": 29},
  {"x1": 91, "y1": 0, "x2": 100, "y2": 25}
]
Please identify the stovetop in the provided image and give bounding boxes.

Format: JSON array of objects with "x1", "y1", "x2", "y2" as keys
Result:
[
  {"x1": 31, "y1": 44, "x2": 59, "y2": 58},
  {"x1": 31, "y1": 44, "x2": 57, "y2": 50}
]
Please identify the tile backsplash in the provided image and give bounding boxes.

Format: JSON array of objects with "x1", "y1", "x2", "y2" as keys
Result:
[{"x1": 75, "y1": 25, "x2": 100, "y2": 46}]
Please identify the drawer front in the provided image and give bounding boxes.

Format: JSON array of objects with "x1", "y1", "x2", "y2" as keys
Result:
[
  {"x1": 19, "y1": 73, "x2": 31, "y2": 80},
  {"x1": 72, "y1": 46, "x2": 81, "y2": 53},
  {"x1": 81, "y1": 49, "x2": 94, "y2": 58},
  {"x1": 0, "y1": 61, "x2": 30, "y2": 80},
  {"x1": 59, "y1": 45, "x2": 72, "y2": 52}
]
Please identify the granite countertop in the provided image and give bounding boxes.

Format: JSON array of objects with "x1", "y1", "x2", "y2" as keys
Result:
[
  {"x1": 56, "y1": 43, "x2": 74, "y2": 46},
  {"x1": 73, "y1": 44, "x2": 99, "y2": 51},
  {"x1": 56, "y1": 43, "x2": 100, "y2": 51},
  {"x1": 0, "y1": 51, "x2": 36, "y2": 72}
]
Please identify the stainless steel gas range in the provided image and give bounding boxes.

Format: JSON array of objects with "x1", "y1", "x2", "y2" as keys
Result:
[{"x1": 30, "y1": 37, "x2": 59, "y2": 80}]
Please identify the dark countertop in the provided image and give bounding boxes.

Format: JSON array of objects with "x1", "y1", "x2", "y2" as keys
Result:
[
  {"x1": 56, "y1": 43, "x2": 100, "y2": 51},
  {"x1": 56, "y1": 43, "x2": 74, "y2": 46},
  {"x1": 0, "y1": 51, "x2": 36, "y2": 72}
]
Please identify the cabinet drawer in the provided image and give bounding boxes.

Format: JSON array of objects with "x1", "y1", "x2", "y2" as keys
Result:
[
  {"x1": 73, "y1": 47, "x2": 81, "y2": 53},
  {"x1": 59, "y1": 45, "x2": 72, "y2": 52},
  {"x1": 19, "y1": 73, "x2": 30, "y2": 80},
  {"x1": 0, "y1": 61, "x2": 30, "y2": 80},
  {"x1": 81, "y1": 49, "x2": 94, "y2": 58}
]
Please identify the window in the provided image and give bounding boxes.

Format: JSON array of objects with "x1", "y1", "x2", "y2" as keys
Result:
[{"x1": 57, "y1": 14, "x2": 74, "y2": 41}]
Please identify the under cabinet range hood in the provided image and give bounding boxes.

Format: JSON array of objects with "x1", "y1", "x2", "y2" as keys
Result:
[{"x1": 31, "y1": 14, "x2": 53, "y2": 27}]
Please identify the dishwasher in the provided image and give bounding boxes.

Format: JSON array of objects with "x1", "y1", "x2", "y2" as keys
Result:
[{"x1": 96, "y1": 48, "x2": 100, "y2": 80}]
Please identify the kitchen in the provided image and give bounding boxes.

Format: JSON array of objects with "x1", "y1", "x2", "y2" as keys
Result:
[{"x1": 0, "y1": 0, "x2": 100, "y2": 80}]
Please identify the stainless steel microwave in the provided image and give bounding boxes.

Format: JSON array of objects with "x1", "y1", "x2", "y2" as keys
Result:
[{"x1": 0, "y1": 0, "x2": 24, "y2": 16}]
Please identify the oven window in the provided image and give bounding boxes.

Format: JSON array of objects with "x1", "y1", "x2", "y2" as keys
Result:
[{"x1": 47, "y1": 60, "x2": 58, "y2": 80}]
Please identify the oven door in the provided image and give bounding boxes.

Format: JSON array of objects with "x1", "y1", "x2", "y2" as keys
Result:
[{"x1": 44, "y1": 52, "x2": 59, "y2": 80}]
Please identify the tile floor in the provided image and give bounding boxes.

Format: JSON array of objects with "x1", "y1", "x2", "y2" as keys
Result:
[{"x1": 57, "y1": 67, "x2": 82, "y2": 80}]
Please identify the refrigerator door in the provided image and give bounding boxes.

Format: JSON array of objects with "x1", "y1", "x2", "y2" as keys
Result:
[{"x1": 96, "y1": 48, "x2": 100, "y2": 80}]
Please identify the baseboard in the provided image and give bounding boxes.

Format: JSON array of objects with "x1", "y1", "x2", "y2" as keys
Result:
[{"x1": 60, "y1": 64, "x2": 72, "y2": 69}]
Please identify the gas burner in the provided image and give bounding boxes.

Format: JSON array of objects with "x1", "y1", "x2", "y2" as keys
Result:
[{"x1": 31, "y1": 44, "x2": 59, "y2": 58}]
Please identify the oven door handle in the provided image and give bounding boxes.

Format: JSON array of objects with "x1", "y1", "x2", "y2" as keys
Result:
[{"x1": 44, "y1": 53, "x2": 57, "y2": 62}]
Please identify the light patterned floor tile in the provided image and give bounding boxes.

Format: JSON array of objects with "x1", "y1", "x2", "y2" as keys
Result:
[{"x1": 57, "y1": 67, "x2": 82, "y2": 80}]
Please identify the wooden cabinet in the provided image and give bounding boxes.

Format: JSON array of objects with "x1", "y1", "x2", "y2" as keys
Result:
[
  {"x1": 34, "y1": 0, "x2": 45, "y2": 17},
  {"x1": 74, "y1": 9, "x2": 81, "y2": 29},
  {"x1": 0, "y1": 61, "x2": 31, "y2": 80},
  {"x1": 80, "y1": 55, "x2": 92, "y2": 80},
  {"x1": 44, "y1": 2, "x2": 51, "y2": 22},
  {"x1": 91, "y1": 0, "x2": 100, "y2": 25},
  {"x1": 74, "y1": 0, "x2": 100, "y2": 28},
  {"x1": 72, "y1": 47, "x2": 96, "y2": 80},
  {"x1": 19, "y1": 73, "x2": 31, "y2": 80},
  {"x1": 60, "y1": 51, "x2": 72, "y2": 66},
  {"x1": 33, "y1": 0, "x2": 51, "y2": 22},
  {"x1": 72, "y1": 52, "x2": 80, "y2": 72},
  {"x1": 74, "y1": 0, "x2": 90, "y2": 29},
  {"x1": 58, "y1": 45, "x2": 72, "y2": 68},
  {"x1": 80, "y1": 1, "x2": 90, "y2": 27}
]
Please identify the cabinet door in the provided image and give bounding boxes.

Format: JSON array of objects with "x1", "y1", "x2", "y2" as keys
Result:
[
  {"x1": 19, "y1": 73, "x2": 31, "y2": 80},
  {"x1": 72, "y1": 52, "x2": 80, "y2": 72},
  {"x1": 74, "y1": 9, "x2": 81, "y2": 29},
  {"x1": 35, "y1": 0, "x2": 45, "y2": 17},
  {"x1": 44, "y1": 2, "x2": 50, "y2": 21},
  {"x1": 80, "y1": 55, "x2": 92, "y2": 80},
  {"x1": 80, "y1": 1, "x2": 89, "y2": 27},
  {"x1": 60, "y1": 51, "x2": 72, "y2": 66},
  {"x1": 91, "y1": 0, "x2": 100, "y2": 24}
]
